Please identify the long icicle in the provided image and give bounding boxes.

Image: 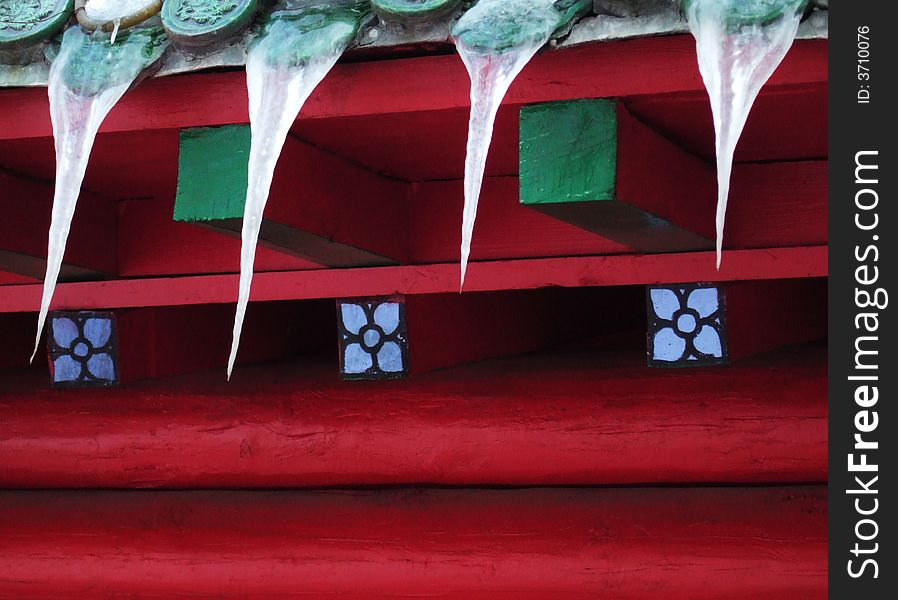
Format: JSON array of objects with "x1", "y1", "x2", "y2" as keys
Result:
[
  {"x1": 33, "y1": 26, "x2": 167, "y2": 361},
  {"x1": 455, "y1": 42, "x2": 545, "y2": 289},
  {"x1": 228, "y1": 15, "x2": 356, "y2": 379},
  {"x1": 685, "y1": 1, "x2": 805, "y2": 268},
  {"x1": 451, "y1": 0, "x2": 560, "y2": 289}
]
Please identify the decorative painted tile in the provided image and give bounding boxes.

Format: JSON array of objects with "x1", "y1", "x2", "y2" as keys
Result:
[
  {"x1": 47, "y1": 311, "x2": 118, "y2": 387},
  {"x1": 336, "y1": 297, "x2": 408, "y2": 380},
  {"x1": 646, "y1": 284, "x2": 728, "y2": 367}
]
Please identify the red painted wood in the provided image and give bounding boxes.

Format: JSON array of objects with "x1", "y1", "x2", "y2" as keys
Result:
[
  {"x1": 403, "y1": 287, "x2": 640, "y2": 375},
  {"x1": 0, "y1": 85, "x2": 825, "y2": 200},
  {"x1": 0, "y1": 487, "x2": 827, "y2": 598},
  {"x1": 0, "y1": 170, "x2": 117, "y2": 278},
  {"x1": 112, "y1": 301, "x2": 332, "y2": 383},
  {"x1": 254, "y1": 135, "x2": 409, "y2": 264},
  {"x1": 0, "y1": 129, "x2": 180, "y2": 201},
  {"x1": 289, "y1": 83, "x2": 826, "y2": 183},
  {"x1": 118, "y1": 197, "x2": 321, "y2": 277},
  {"x1": 0, "y1": 271, "x2": 36, "y2": 286},
  {"x1": 294, "y1": 105, "x2": 521, "y2": 182},
  {"x1": 615, "y1": 101, "x2": 716, "y2": 242},
  {"x1": 625, "y1": 82, "x2": 828, "y2": 164},
  {"x1": 726, "y1": 161, "x2": 828, "y2": 250},
  {"x1": 0, "y1": 38, "x2": 826, "y2": 141},
  {"x1": 0, "y1": 246, "x2": 827, "y2": 313},
  {"x1": 6, "y1": 158, "x2": 821, "y2": 281},
  {"x1": 410, "y1": 177, "x2": 629, "y2": 263},
  {"x1": 0, "y1": 313, "x2": 37, "y2": 370},
  {"x1": 724, "y1": 278, "x2": 827, "y2": 361},
  {"x1": 0, "y1": 344, "x2": 825, "y2": 488},
  {"x1": 409, "y1": 164, "x2": 825, "y2": 265}
]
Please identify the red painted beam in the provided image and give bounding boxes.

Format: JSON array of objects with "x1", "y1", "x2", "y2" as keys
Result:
[
  {"x1": 110, "y1": 301, "x2": 332, "y2": 383},
  {"x1": 0, "y1": 345, "x2": 825, "y2": 488},
  {"x1": 726, "y1": 160, "x2": 828, "y2": 250},
  {"x1": 0, "y1": 170, "x2": 117, "y2": 279},
  {"x1": 201, "y1": 135, "x2": 410, "y2": 266},
  {"x1": 118, "y1": 197, "x2": 322, "y2": 277},
  {"x1": 0, "y1": 313, "x2": 36, "y2": 370},
  {"x1": 724, "y1": 278, "x2": 827, "y2": 361},
  {"x1": 409, "y1": 163, "x2": 825, "y2": 265},
  {"x1": 0, "y1": 246, "x2": 827, "y2": 314},
  {"x1": 0, "y1": 487, "x2": 826, "y2": 598},
  {"x1": 402, "y1": 287, "x2": 640, "y2": 375},
  {"x1": 0, "y1": 37, "x2": 826, "y2": 141}
]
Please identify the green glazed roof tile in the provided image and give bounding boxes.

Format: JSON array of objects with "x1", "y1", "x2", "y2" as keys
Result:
[
  {"x1": 371, "y1": 0, "x2": 462, "y2": 23},
  {"x1": 681, "y1": 0, "x2": 810, "y2": 31},
  {"x1": 162, "y1": 0, "x2": 259, "y2": 47},
  {"x1": 0, "y1": 0, "x2": 73, "y2": 50},
  {"x1": 451, "y1": 0, "x2": 591, "y2": 54}
]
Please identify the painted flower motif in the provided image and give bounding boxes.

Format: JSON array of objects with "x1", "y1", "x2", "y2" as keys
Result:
[
  {"x1": 176, "y1": 0, "x2": 239, "y2": 25},
  {"x1": 338, "y1": 300, "x2": 407, "y2": 379},
  {"x1": 0, "y1": 0, "x2": 54, "y2": 31},
  {"x1": 48, "y1": 312, "x2": 117, "y2": 385},
  {"x1": 648, "y1": 285, "x2": 726, "y2": 365}
]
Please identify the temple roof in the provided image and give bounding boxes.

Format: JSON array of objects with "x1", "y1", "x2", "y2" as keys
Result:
[{"x1": 1, "y1": 0, "x2": 828, "y2": 88}]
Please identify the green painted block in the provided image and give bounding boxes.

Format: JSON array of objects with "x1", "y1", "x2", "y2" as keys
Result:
[
  {"x1": 174, "y1": 125, "x2": 250, "y2": 222},
  {"x1": 519, "y1": 98, "x2": 617, "y2": 206}
]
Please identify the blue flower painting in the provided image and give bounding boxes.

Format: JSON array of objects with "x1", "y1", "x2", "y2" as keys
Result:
[
  {"x1": 337, "y1": 298, "x2": 408, "y2": 380},
  {"x1": 647, "y1": 284, "x2": 727, "y2": 367},
  {"x1": 47, "y1": 311, "x2": 118, "y2": 386}
]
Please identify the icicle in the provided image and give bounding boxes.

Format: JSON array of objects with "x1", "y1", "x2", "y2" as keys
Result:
[
  {"x1": 83, "y1": 0, "x2": 157, "y2": 24},
  {"x1": 228, "y1": 6, "x2": 362, "y2": 379},
  {"x1": 111, "y1": 19, "x2": 121, "y2": 45},
  {"x1": 32, "y1": 25, "x2": 168, "y2": 361},
  {"x1": 451, "y1": 0, "x2": 561, "y2": 289},
  {"x1": 684, "y1": 0, "x2": 806, "y2": 268}
]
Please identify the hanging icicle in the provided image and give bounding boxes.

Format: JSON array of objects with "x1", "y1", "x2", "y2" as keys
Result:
[
  {"x1": 32, "y1": 24, "x2": 168, "y2": 361},
  {"x1": 450, "y1": 0, "x2": 589, "y2": 289},
  {"x1": 683, "y1": 0, "x2": 808, "y2": 268},
  {"x1": 227, "y1": 1, "x2": 366, "y2": 379}
]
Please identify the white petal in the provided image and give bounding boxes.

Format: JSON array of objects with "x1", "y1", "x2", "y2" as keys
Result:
[
  {"x1": 652, "y1": 327, "x2": 686, "y2": 362},
  {"x1": 83, "y1": 317, "x2": 112, "y2": 347},
  {"x1": 687, "y1": 287, "x2": 720, "y2": 318},
  {"x1": 693, "y1": 325, "x2": 723, "y2": 358},
  {"x1": 53, "y1": 355, "x2": 82, "y2": 382},
  {"x1": 340, "y1": 304, "x2": 368, "y2": 335},
  {"x1": 650, "y1": 288, "x2": 680, "y2": 321},
  {"x1": 343, "y1": 343, "x2": 372, "y2": 374},
  {"x1": 52, "y1": 317, "x2": 79, "y2": 348},
  {"x1": 373, "y1": 302, "x2": 400, "y2": 335},
  {"x1": 86, "y1": 353, "x2": 116, "y2": 381},
  {"x1": 377, "y1": 341, "x2": 404, "y2": 373}
]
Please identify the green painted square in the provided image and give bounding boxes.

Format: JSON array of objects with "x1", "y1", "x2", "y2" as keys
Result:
[
  {"x1": 519, "y1": 98, "x2": 618, "y2": 205},
  {"x1": 173, "y1": 125, "x2": 251, "y2": 222}
]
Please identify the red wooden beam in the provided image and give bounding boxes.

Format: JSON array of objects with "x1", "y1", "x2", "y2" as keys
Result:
[
  {"x1": 0, "y1": 313, "x2": 36, "y2": 370},
  {"x1": 118, "y1": 197, "x2": 321, "y2": 277},
  {"x1": 0, "y1": 37, "x2": 826, "y2": 141},
  {"x1": 399, "y1": 287, "x2": 639, "y2": 376},
  {"x1": 0, "y1": 345, "x2": 825, "y2": 488},
  {"x1": 625, "y1": 83, "x2": 828, "y2": 164},
  {"x1": 0, "y1": 487, "x2": 826, "y2": 598},
  {"x1": 724, "y1": 278, "x2": 827, "y2": 361},
  {"x1": 726, "y1": 160, "x2": 828, "y2": 249},
  {"x1": 111, "y1": 301, "x2": 332, "y2": 383},
  {"x1": 0, "y1": 170, "x2": 117, "y2": 280},
  {"x1": 409, "y1": 163, "x2": 825, "y2": 265},
  {"x1": 196, "y1": 135, "x2": 409, "y2": 266},
  {"x1": 0, "y1": 246, "x2": 827, "y2": 314}
]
